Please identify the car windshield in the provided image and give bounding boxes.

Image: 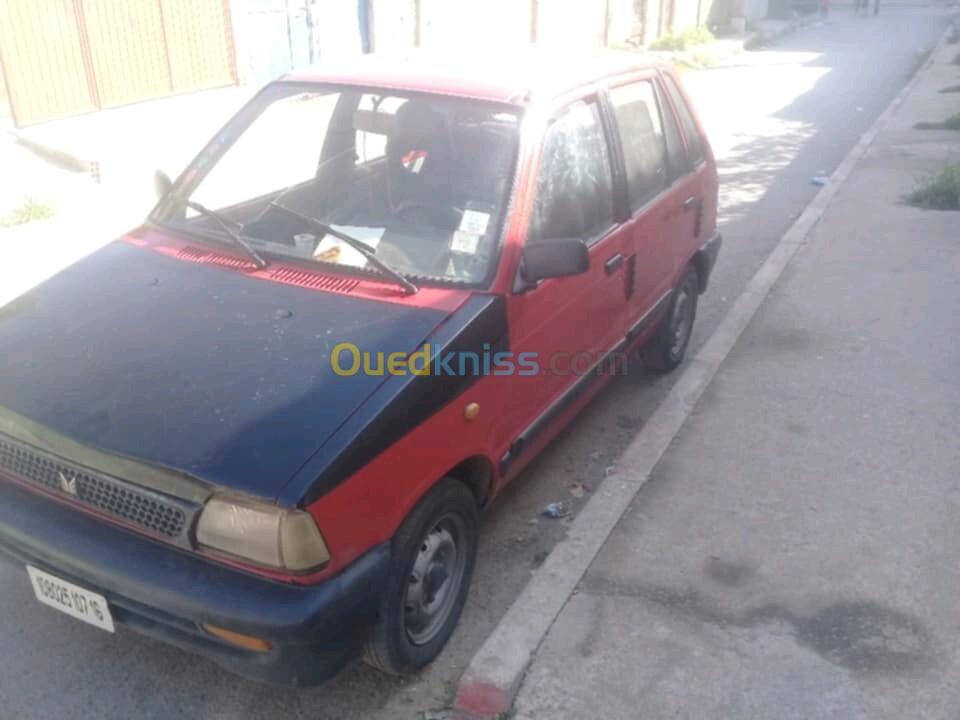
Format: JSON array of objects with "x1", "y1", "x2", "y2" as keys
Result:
[{"x1": 153, "y1": 83, "x2": 521, "y2": 285}]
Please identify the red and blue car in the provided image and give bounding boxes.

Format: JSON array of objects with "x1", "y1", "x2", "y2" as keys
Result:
[{"x1": 0, "y1": 52, "x2": 719, "y2": 685}]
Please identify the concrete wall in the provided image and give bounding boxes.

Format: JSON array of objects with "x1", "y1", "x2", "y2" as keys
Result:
[
  {"x1": 671, "y1": 0, "x2": 736, "y2": 33},
  {"x1": 314, "y1": 0, "x2": 365, "y2": 59},
  {"x1": 370, "y1": 0, "x2": 416, "y2": 53},
  {"x1": 744, "y1": 0, "x2": 769, "y2": 21},
  {"x1": 705, "y1": 0, "x2": 732, "y2": 30},
  {"x1": 534, "y1": 0, "x2": 605, "y2": 49},
  {"x1": 672, "y1": 0, "x2": 700, "y2": 32},
  {"x1": 607, "y1": 0, "x2": 636, "y2": 44},
  {"x1": 373, "y1": 0, "x2": 636, "y2": 53},
  {"x1": 230, "y1": 0, "x2": 771, "y2": 87},
  {"x1": 419, "y1": 0, "x2": 530, "y2": 50}
]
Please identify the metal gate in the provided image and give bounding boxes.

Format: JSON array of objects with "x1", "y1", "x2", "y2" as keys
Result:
[
  {"x1": 0, "y1": 0, "x2": 237, "y2": 127},
  {"x1": 234, "y1": 0, "x2": 367, "y2": 88}
]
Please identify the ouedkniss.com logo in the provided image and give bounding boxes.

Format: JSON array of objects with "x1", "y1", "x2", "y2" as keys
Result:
[{"x1": 331, "y1": 343, "x2": 628, "y2": 378}]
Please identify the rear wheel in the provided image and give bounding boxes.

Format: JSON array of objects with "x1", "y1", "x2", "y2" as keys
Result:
[
  {"x1": 364, "y1": 478, "x2": 478, "y2": 675},
  {"x1": 643, "y1": 264, "x2": 699, "y2": 373}
]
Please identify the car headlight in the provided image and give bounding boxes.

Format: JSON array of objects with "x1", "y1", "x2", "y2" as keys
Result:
[{"x1": 196, "y1": 495, "x2": 330, "y2": 572}]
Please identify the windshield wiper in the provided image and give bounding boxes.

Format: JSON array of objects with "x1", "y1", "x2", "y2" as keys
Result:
[
  {"x1": 186, "y1": 200, "x2": 268, "y2": 270},
  {"x1": 269, "y1": 202, "x2": 418, "y2": 295}
]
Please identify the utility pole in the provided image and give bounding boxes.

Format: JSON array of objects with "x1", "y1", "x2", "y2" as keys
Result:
[
  {"x1": 284, "y1": 0, "x2": 295, "y2": 70},
  {"x1": 414, "y1": 0, "x2": 422, "y2": 47},
  {"x1": 305, "y1": 0, "x2": 316, "y2": 64},
  {"x1": 604, "y1": 0, "x2": 611, "y2": 46}
]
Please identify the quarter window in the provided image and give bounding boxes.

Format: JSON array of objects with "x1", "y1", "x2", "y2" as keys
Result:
[
  {"x1": 609, "y1": 81, "x2": 668, "y2": 210},
  {"x1": 657, "y1": 80, "x2": 690, "y2": 184},
  {"x1": 662, "y1": 73, "x2": 705, "y2": 167},
  {"x1": 529, "y1": 99, "x2": 614, "y2": 243}
]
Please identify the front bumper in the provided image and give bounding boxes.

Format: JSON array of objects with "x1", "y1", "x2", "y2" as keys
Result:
[{"x1": 0, "y1": 479, "x2": 390, "y2": 686}]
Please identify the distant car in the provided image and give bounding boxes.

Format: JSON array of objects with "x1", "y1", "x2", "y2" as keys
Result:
[{"x1": 0, "y1": 51, "x2": 719, "y2": 686}]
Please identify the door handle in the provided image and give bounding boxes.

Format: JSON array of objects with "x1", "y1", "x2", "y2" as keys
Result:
[
  {"x1": 604, "y1": 253, "x2": 624, "y2": 275},
  {"x1": 683, "y1": 196, "x2": 698, "y2": 212}
]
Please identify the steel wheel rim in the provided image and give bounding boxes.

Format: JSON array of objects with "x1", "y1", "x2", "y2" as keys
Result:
[
  {"x1": 404, "y1": 513, "x2": 467, "y2": 647},
  {"x1": 670, "y1": 282, "x2": 694, "y2": 357}
]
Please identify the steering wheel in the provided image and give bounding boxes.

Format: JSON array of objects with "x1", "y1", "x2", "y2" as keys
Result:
[{"x1": 381, "y1": 203, "x2": 462, "y2": 276}]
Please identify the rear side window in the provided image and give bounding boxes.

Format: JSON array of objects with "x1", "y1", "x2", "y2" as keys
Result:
[
  {"x1": 529, "y1": 99, "x2": 614, "y2": 242},
  {"x1": 609, "y1": 81, "x2": 667, "y2": 210},
  {"x1": 662, "y1": 73, "x2": 705, "y2": 167}
]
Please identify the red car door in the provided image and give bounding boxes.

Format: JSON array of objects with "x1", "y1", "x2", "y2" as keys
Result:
[
  {"x1": 500, "y1": 95, "x2": 632, "y2": 476},
  {"x1": 604, "y1": 76, "x2": 677, "y2": 329}
]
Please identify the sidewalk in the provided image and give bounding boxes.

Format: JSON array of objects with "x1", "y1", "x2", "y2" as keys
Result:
[
  {"x1": 0, "y1": 128, "x2": 159, "y2": 308},
  {"x1": 0, "y1": 85, "x2": 254, "y2": 308},
  {"x1": 7, "y1": 85, "x2": 252, "y2": 185},
  {"x1": 512, "y1": 28, "x2": 960, "y2": 720}
]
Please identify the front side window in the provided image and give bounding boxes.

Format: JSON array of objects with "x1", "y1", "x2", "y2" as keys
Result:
[
  {"x1": 609, "y1": 81, "x2": 668, "y2": 210},
  {"x1": 155, "y1": 85, "x2": 521, "y2": 285},
  {"x1": 528, "y1": 99, "x2": 614, "y2": 243}
]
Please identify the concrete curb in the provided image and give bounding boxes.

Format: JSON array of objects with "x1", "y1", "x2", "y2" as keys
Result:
[{"x1": 452, "y1": 23, "x2": 951, "y2": 720}]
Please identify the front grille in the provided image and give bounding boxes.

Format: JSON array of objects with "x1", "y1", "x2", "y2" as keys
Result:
[{"x1": 0, "y1": 433, "x2": 197, "y2": 543}]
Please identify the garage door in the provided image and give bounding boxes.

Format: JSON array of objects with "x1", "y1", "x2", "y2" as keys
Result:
[
  {"x1": 0, "y1": 0, "x2": 237, "y2": 127},
  {"x1": 0, "y1": 0, "x2": 97, "y2": 125}
]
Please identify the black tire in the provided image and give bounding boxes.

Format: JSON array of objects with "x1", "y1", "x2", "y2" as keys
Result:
[
  {"x1": 364, "y1": 478, "x2": 479, "y2": 676},
  {"x1": 643, "y1": 264, "x2": 699, "y2": 373}
]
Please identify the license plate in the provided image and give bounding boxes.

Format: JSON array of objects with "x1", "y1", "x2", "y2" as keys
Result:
[{"x1": 27, "y1": 566, "x2": 115, "y2": 633}]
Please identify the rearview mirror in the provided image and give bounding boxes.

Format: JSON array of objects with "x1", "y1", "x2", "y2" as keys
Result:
[
  {"x1": 153, "y1": 170, "x2": 173, "y2": 201},
  {"x1": 521, "y1": 238, "x2": 590, "y2": 284}
]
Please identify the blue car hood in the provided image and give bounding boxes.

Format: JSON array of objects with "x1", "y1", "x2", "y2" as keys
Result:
[{"x1": 0, "y1": 240, "x2": 453, "y2": 500}]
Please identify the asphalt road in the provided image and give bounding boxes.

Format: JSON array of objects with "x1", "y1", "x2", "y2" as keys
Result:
[{"x1": 0, "y1": 7, "x2": 951, "y2": 719}]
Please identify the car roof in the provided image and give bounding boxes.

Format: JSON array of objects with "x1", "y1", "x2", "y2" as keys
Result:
[{"x1": 282, "y1": 49, "x2": 669, "y2": 106}]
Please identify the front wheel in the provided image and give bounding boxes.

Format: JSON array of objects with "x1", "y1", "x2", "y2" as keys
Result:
[
  {"x1": 364, "y1": 478, "x2": 478, "y2": 675},
  {"x1": 643, "y1": 264, "x2": 699, "y2": 373}
]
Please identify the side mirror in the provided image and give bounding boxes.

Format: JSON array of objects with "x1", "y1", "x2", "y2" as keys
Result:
[
  {"x1": 153, "y1": 170, "x2": 174, "y2": 201},
  {"x1": 521, "y1": 238, "x2": 590, "y2": 284}
]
